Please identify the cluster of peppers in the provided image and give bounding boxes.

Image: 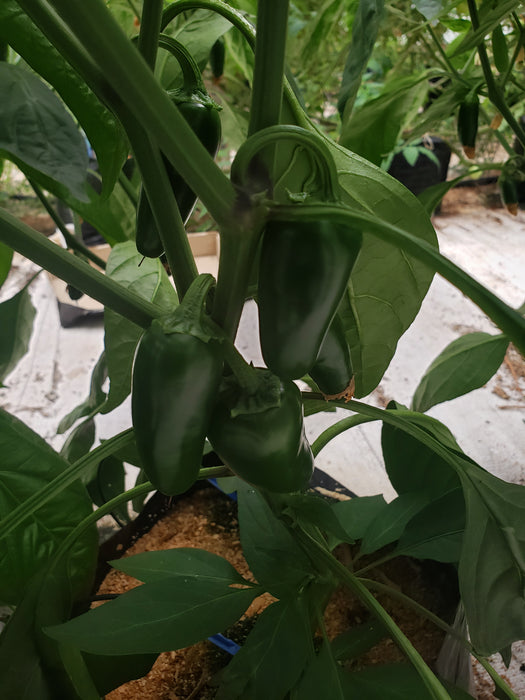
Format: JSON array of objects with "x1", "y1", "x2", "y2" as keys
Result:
[{"x1": 131, "y1": 41, "x2": 362, "y2": 497}]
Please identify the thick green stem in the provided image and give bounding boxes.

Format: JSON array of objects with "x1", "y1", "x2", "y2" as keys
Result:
[
  {"x1": 158, "y1": 34, "x2": 206, "y2": 92},
  {"x1": 248, "y1": 0, "x2": 289, "y2": 136},
  {"x1": 271, "y1": 202, "x2": 525, "y2": 355},
  {"x1": 0, "y1": 209, "x2": 159, "y2": 327},
  {"x1": 311, "y1": 415, "x2": 374, "y2": 457},
  {"x1": 137, "y1": 0, "x2": 163, "y2": 69},
  {"x1": 28, "y1": 180, "x2": 107, "y2": 269},
  {"x1": 295, "y1": 528, "x2": 452, "y2": 700},
  {"x1": 44, "y1": 0, "x2": 235, "y2": 227}
]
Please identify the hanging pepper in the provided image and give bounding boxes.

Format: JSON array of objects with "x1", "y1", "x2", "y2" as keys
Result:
[
  {"x1": 498, "y1": 171, "x2": 519, "y2": 216},
  {"x1": 257, "y1": 218, "x2": 362, "y2": 380},
  {"x1": 131, "y1": 275, "x2": 223, "y2": 495},
  {"x1": 208, "y1": 368, "x2": 314, "y2": 493},
  {"x1": 209, "y1": 37, "x2": 225, "y2": 83},
  {"x1": 136, "y1": 36, "x2": 221, "y2": 258},
  {"x1": 457, "y1": 90, "x2": 479, "y2": 160},
  {"x1": 309, "y1": 314, "x2": 355, "y2": 401},
  {"x1": 492, "y1": 26, "x2": 509, "y2": 74}
]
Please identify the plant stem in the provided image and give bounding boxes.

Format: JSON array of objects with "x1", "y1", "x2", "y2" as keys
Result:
[
  {"x1": 28, "y1": 179, "x2": 107, "y2": 269},
  {"x1": 45, "y1": 0, "x2": 236, "y2": 227},
  {"x1": 311, "y1": 415, "x2": 374, "y2": 457},
  {"x1": 295, "y1": 528, "x2": 452, "y2": 699},
  {"x1": 270, "y1": 202, "x2": 525, "y2": 355},
  {"x1": 0, "y1": 209, "x2": 159, "y2": 327},
  {"x1": 467, "y1": 0, "x2": 525, "y2": 149},
  {"x1": 137, "y1": 0, "x2": 163, "y2": 70},
  {"x1": 0, "y1": 429, "x2": 135, "y2": 544},
  {"x1": 248, "y1": 0, "x2": 289, "y2": 136}
]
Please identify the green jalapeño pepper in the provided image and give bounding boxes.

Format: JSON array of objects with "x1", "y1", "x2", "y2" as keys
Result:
[
  {"x1": 257, "y1": 218, "x2": 362, "y2": 380},
  {"x1": 136, "y1": 36, "x2": 221, "y2": 258},
  {"x1": 309, "y1": 314, "x2": 355, "y2": 401},
  {"x1": 457, "y1": 90, "x2": 479, "y2": 160},
  {"x1": 132, "y1": 275, "x2": 223, "y2": 495},
  {"x1": 208, "y1": 369, "x2": 314, "y2": 493}
]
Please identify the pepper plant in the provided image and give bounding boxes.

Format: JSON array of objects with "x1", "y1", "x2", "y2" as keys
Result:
[{"x1": 0, "y1": 1, "x2": 525, "y2": 699}]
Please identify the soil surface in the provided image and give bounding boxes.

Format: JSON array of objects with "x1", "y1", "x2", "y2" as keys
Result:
[{"x1": 98, "y1": 484, "x2": 459, "y2": 699}]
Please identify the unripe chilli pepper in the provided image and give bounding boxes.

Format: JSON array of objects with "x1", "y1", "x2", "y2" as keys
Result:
[
  {"x1": 309, "y1": 314, "x2": 355, "y2": 401},
  {"x1": 131, "y1": 275, "x2": 223, "y2": 495},
  {"x1": 457, "y1": 91, "x2": 479, "y2": 160},
  {"x1": 257, "y1": 219, "x2": 362, "y2": 380},
  {"x1": 208, "y1": 369, "x2": 314, "y2": 493}
]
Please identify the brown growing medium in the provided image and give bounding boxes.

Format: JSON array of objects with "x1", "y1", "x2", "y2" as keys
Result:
[{"x1": 101, "y1": 485, "x2": 457, "y2": 699}]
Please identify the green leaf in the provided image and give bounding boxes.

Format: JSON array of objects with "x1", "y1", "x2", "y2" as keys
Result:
[
  {"x1": 0, "y1": 282, "x2": 35, "y2": 386},
  {"x1": 340, "y1": 74, "x2": 430, "y2": 166},
  {"x1": 57, "y1": 352, "x2": 107, "y2": 434},
  {"x1": 47, "y1": 577, "x2": 259, "y2": 655},
  {"x1": 331, "y1": 619, "x2": 386, "y2": 661},
  {"x1": 0, "y1": 3, "x2": 128, "y2": 197},
  {"x1": 413, "y1": 0, "x2": 446, "y2": 20},
  {"x1": 360, "y1": 492, "x2": 430, "y2": 555},
  {"x1": 86, "y1": 456, "x2": 129, "y2": 524},
  {"x1": 237, "y1": 482, "x2": 312, "y2": 599},
  {"x1": 216, "y1": 598, "x2": 312, "y2": 700},
  {"x1": 0, "y1": 409, "x2": 97, "y2": 606},
  {"x1": 0, "y1": 63, "x2": 88, "y2": 201},
  {"x1": 381, "y1": 404, "x2": 461, "y2": 496},
  {"x1": 317, "y1": 132, "x2": 438, "y2": 397},
  {"x1": 395, "y1": 487, "x2": 465, "y2": 563},
  {"x1": 338, "y1": 0, "x2": 385, "y2": 122},
  {"x1": 101, "y1": 241, "x2": 178, "y2": 414},
  {"x1": 0, "y1": 240, "x2": 12, "y2": 289},
  {"x1": 295, "y1": 641, "x2": 347, "y2": 699},
  {"x1": 110, "y1": 547, "x2": 249, "y2": 586},
  {"x1": 284, "y1": 493, "x2": 351, "y2": 543},
  {"x1": 412, "y1": 332, "x2": 509, "y2": 413},
  {"x1": 457, "y1": 464, "x2": 525, "y2": 655},
  {"x1": 60, "y1": 418, "x2": 96, "y2": 467},
  {"x1": 450, "y1": 0, "x2": 520, "y2": 57},
  {"x1": 331, "y1": 495, "x2": 388, "y2": 542},
  {"x1": 82, "y1": 650, "x2": 158, "y2": 697}
]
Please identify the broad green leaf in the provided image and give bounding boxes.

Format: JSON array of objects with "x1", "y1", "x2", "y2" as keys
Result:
[
  {"x1": 82, "y1": 650, "x2": 158, "y2": 697},
  {"x1": 381, "y1": 403, "x2": 461, "y2": 496},
  {"x1": 237, "y1": 482, "x2": 312, "y2": 598},
  {"x1": 217, "y1": 598, "x2": 311, "y2": 700},
  {"x1": 0, "y1": 63, "x2": 88, "y2": 201},
  {"x1": 0, "y1": 3, "x2": 128, "y2": 197},
  {"x1": 58, "y1": 352, "x2": 107, "y2": 434},
  {"x1": 338, "y1": 0, "x2": 385, "y2": 123},
  {"x1": 47, "y1": 577, "x2": 259, "y2": 655},
  {"x1": 450, "y1": 0, "x2": 520, "y2": 56},
  {"x1": 314, "y1": 130, "x2": 438, "y2": 397},
  {"x1": 101, "y1": 241, "x2": 178, "y2": 413},
  {"x1": 295, "y1": 641, "x2": 347, "y2": 699},
  {"x1": 284, "y1": 493, "x2": 350, "y2": 543},
  {"x1": 331, "y1": 619, "x2": 386, "y2": 661},
  {"x1": 458, "y1": 464, "x2": 525, "y2": 655},
  {"x1": 0, "y1": 240, "x2": 12, "y2": 288},
  {"x1": 412, "y1": 332, "x2": 509, "y2": 413},
  {"x1": 395, "y1": 487, "x2": 465, "y2": 563},
  {"x1": 0, "y1": 283, "x2": 35, "y2": 386},
  {"x1": 340, "y1": 74, "x2": 430, "y2": 166},
  {"x1": 331, "y1": 495, "x2": 388, "y2": 542},
  {"x1": 413, "y1": 0, "x2": 447, "y2": 20},
  {"x1": 360, "y1": 492, "x2": 430, "y2": 555},
  {"x1": 111, "y1": 547, "x2": 249, "y2": 586},
  {"x1": 0, "y1": 409, "x2": 97, "y2": 605}
]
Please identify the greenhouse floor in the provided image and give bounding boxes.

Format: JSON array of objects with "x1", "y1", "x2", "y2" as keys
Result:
[{"x1": 0, "y1": 193, "x2": 524, "y2": 697}]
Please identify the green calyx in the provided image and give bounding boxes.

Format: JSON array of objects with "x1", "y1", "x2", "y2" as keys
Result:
[{"x1": 217, "y1": 368, "x2": 283, "y2": 418}]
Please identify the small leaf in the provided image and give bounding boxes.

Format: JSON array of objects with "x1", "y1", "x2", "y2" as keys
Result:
[
  {"x1": 47, "y1": 578, "x2": 259, "y2": 655},
  {"x1": 101, "y1": 241, "x2": 178, "y2": 414},
  {"x1": 0, "y1": 240, "x2": 12, "y2": 289},
  {"x1": 216, "y1": 598, "x2": 311, "y2": 700},
  {"x1": 0, "y1": 283, "x2": 35, "y2": 385},
  {"x1": 360, "y1": 492, "x2": 429, "y2": 555},
  {"x1": 331, "y1": 495, "x2": 388, "y2": 543},
  {"x1": 86, "y1": 456, "x2": 129, "y2": 524},
  {"x1": 413, "y1": 0, "x2": 446, "y2": 20},
  {"x1": 60, "y1": 418, "x2": 96, "y2": 467},
  {"x1": 0, "y1": 63, "x2": 88, "y2": 200},
  {"x1": 58, "y1": 352, "x2": 107, "y2": 433},
  {"x1": 331, "y1": 619, "x2": 386, "y2": 661},
  {"x1": 412, "y1": 332, "x2": 509, "y2": 413},
  {"x1": 284, "y1": 494, "x2": 350, "y2": 543},
  {"x1": 111, "y1": 548, "x2": 249, "y2": 587},
  {"x1": 237, "y1": 482, "x2": 312, "y2": 598}
]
